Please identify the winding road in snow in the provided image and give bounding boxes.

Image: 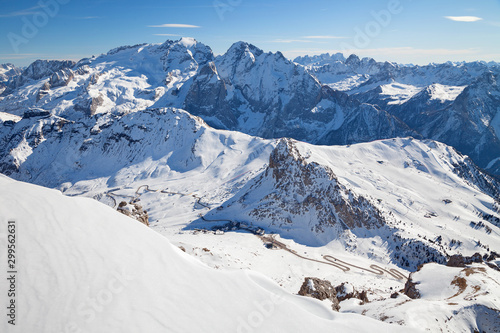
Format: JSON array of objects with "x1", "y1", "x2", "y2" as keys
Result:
[
  {"x1": 260, "y1": 234, "x2": 408, "y2": 280},
  {"x1": 104, "y1": 184, "x2": 211, "y2": 208},
  {"x1": 107, "y1": 184, "x2": 408, "y2": 281}
]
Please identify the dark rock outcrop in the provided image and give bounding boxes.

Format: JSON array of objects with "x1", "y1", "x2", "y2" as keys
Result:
[
  {"x1": 298, "y1": 277, "x2": 340, "y2": 311},
  {"x1": 403, "y1": 274, "x2": 420, "y2": 299},
  {"x1": 335, "y1": 282, "x2": 369, "y2": 303},
  {"x1": 117, "y1": 201, "x2": 149, "y2": 226},
  {"x1": 247, "y1": 138, "x2": 386, "y2": 233},
  {"x1": 447, "y1": 253, "x2": 484, "y2": 268}
]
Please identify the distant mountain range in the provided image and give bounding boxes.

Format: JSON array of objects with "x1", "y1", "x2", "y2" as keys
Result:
[{"x1": 1, "y1": 38, "x2": 499, "y2": 176}]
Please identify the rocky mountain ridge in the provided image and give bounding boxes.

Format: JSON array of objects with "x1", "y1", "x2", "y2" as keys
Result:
[{"x1": 1, "y1": 38, "x2": 499, "y2": 174}]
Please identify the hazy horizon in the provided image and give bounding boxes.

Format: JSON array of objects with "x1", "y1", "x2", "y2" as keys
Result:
[{"x1": 1, "y1": 0, "x2": 499, "y2": 67}]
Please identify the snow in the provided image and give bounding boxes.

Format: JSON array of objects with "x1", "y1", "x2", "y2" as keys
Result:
[
  {"x1": 427, "y1": 83, "x2": 466, "y2": 102},
  {"x1": 0, "y1": 111, "x2": 21, "y2": 122},
  {"x1": 343, "y1": 262, "x2": 500, "y2": 332},
  {"x1": 0, "y1": 175, "x2": 411, "y2": 333},
  {"x1": 326, "y1": 74, "x2": 370, "y2": 92},
  {"x1": 380, "y1": 83, "x2": 422, "y2": 105},
  {"x1": 0, "y1": 38, "x2": 213, "y2": 118},
  {"x1": 205, "y1": 137, "x2": 499, "y2": 259},
  {"x1": 1, "y1": 40, "x2": 500, "y2": 332}
]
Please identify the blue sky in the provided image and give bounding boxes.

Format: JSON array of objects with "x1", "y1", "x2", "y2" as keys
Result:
[{"x1": 1, "y1": 0, "x2": 499, "y2": 66}]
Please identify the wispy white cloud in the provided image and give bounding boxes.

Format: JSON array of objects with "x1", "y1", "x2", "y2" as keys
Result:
[
  {"x1": 302, "y1": 35, "x2": 347, "y2": 39},
  {"x1": 148, "y1": 24, "x2": 200, "y2": 28},
  {"x1": 0, "y1": 5, "x2": 44, "y2": 18},
  {"x1": 153, "y1": 34, "x2": 181, "y2": 36},
  {"x1": 444, "y1": 16, "x2": 483, "y2": 22}
]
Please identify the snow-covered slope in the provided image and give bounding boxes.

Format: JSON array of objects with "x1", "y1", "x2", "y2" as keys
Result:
[
  {"x1": 1, "y1": 103, "x2": 498, "y2": 271},
  {"x1": 1, "y1": 174, "x2": 414, "y2": 332},
  {"x1": 0, "y1": 107, "x2": 273, "y2": 191},
  {"x1": 204, "y1": 137, "x2": 500, "y2": 268},
  {"x1": 0, "y1": 39, "x2": 416, "y2": 150},
  {"x1": 0, "y1": 63, "x2": 21, "y2": 80},
  {"x1": 1, "y1": 41, "x2": 499, "y2": 332},
  {"x1": 0, "y1": 38, "x2": 213, "y2": 118},
  {"x1": 295, "y1": 52, "x2": 500, "y2": 174},
  {"x1": 345, "y1": 262, "x2": 500, "y2": 332}
]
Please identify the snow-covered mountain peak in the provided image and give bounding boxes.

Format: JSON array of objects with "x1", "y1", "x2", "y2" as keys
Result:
[
  {"x1": 207, "y1": 137, "x2": 390, "y2": 246},
  {"x1": 0, "y1": 63, "x2": 21, "y2": 94},
  {"x1": 177, "y1": 36, "x2": 197, "y2": 47},
  {"x1": 268, "y1": 138, "x2": 336, "y2": 183},
  {"x1": 215, "y1": 41, "x2": 265, "y2": 77},
  {"x1": 226, "y1": 41, "x2": 264, "y2": 59},
  {"x1": 345, "y1": 54, "x2": 361, "y2": 66}
]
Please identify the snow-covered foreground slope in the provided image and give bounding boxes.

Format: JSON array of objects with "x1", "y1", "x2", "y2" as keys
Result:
[
  {"x1": 342, "y1": 262, "x2": 500, "y2": 332},
  {"x1": 0, "y1": 175, "x2": 412, "y2": 333}
]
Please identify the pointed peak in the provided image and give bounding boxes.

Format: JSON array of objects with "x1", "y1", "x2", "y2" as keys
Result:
[
  {"x1": 178, "y1": 37, "x2": 198, "y2": 48},
  {"x1": 226, "y1": 41, "x2": 263, "y2": 57},
  {"x1": 345, "y1": 54, "x2": 360, "y2": 65}
]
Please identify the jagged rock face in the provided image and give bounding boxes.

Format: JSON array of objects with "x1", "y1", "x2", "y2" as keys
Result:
[
  {"x1": 294, "y1": 53, "x2": 346, "y2": 67},
  {"x1": 49, "y1": 68, "x2": 75, "y2": 88},
  {"x1": 184, "y1": 62, "x2": 237, "y2": 128},
  {"x1": 0, "y1": 38, "x2": 215, "y2": 119},
  {"x1": 5, "y1": 60, "x2": 75, "y2": 93},
  {"x1": 298, "y1": 278, "x2": 368, "y2": 312},
  {"x1": 296, "y1": 53, "x2": 500, "y2": 174},
  {"x1": 451, "y1": 153, "x2": 500, "y2": 199},
  {"x1": 403, "y1": 274, "x2": 420, "y2": 299},
  {"x1": 377, "y1": 84, "x2": 458, "y2": 126},
  {"x1": 207, "y1": 138, "x2": 386, "y2": 245},
  {"x1": 263, "y1": 139, "x2": 385, "y2": 231},
  {"x1": 183, "y1": 42, "x2": 415, "y2": 145},
  {"x1": 298, "y1": 277, "x2": 340, "y2": 311},
  {"x1": 381, "y1": 73, "x2": 500, "y2": 172},
  {"x1": 317, "y1": 102, "x2": 420, "y2": 145},
  {"x1": 184, "y1": 42, "x2": 327, "y2": 139},
  {"x1": 335, "y1": 282, "x2": 368, "y2": 303},
  {"x1": 446, "y1": 253, "x2": 483, "y2": 267},
  {"x1": 0, "y1": 63, "x2": 22, "y2": 93},
  {"x1": 1, "y1": 39, "x2": 500, "y2": 176},
  {"x1": 74, "y1": 95, "x2": 104, "y2": 116},
  {"x1": 157, "y1": 38, "x2": 214, "y2": 73}
]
